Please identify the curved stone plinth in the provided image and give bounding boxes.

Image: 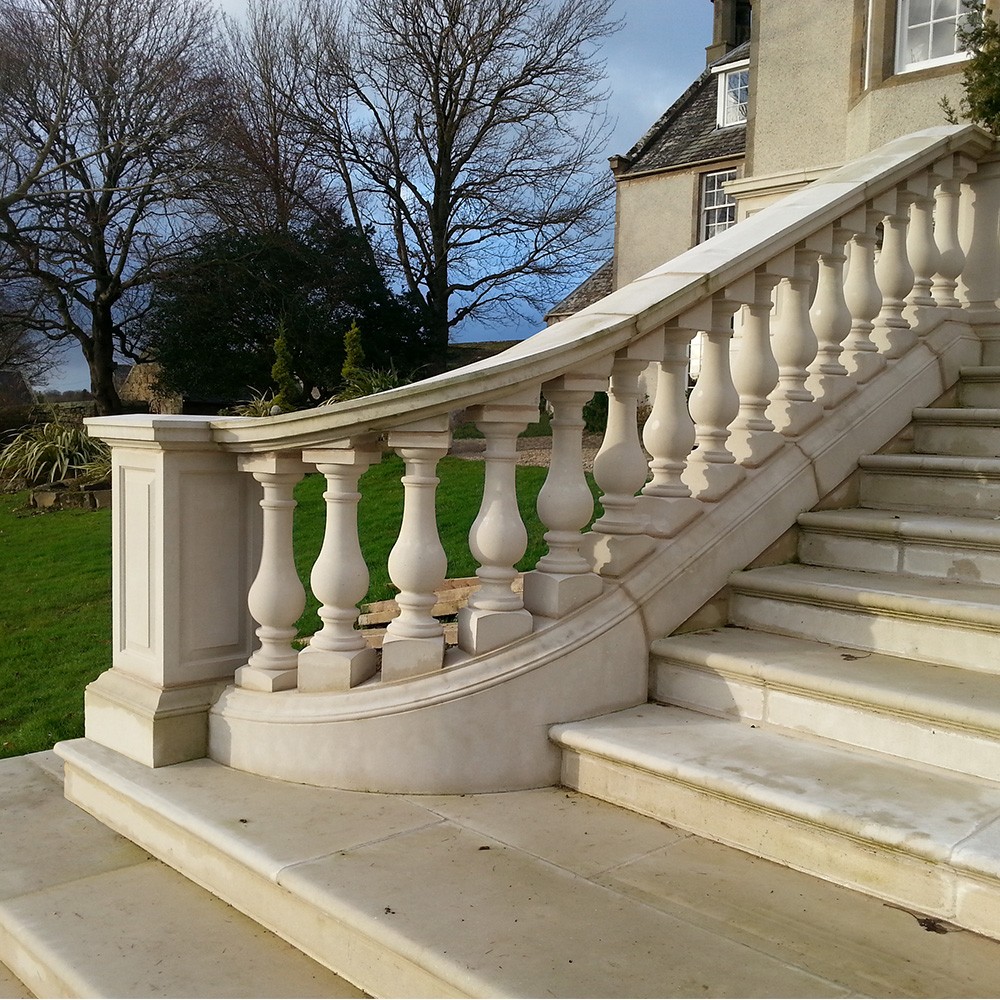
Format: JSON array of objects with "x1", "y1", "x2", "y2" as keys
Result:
[{"x1": 208, "y1": 586, "x2": 648, "y2": 793}]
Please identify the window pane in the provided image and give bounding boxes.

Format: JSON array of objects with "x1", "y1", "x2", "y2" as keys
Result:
[
  {"x1": 723, "y1": 69, "x2": 749, "y2": 126},
  {"x1": 910, "y1": 0, "x2": 933, "y2": 24},
  {"x1": 931, "y1": 20, "x2": 960, "y2": 58},
  {"x1": 932, "y1": 0, "x2": 960, "y2": 18},
  {"x1": 905, "y1": 23, "x2": 931, "y2": 63},
  {"x1": 700, "y1": 170, "x2": 737, "y2": 242}
]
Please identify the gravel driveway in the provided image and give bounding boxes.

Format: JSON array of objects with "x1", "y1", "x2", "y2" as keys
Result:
[{"x1": 450, "y1": 434, "x2": 604, "y2": 472}]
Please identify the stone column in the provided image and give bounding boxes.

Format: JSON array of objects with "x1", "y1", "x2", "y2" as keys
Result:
[{"x1": 82, "y1": 415, "x2": 261, "y2": 767}]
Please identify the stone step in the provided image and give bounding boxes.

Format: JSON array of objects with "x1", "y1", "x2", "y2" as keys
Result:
[
  {"x1": 727, "y1": 563, "x2": 1000, "y2": 672},
  {"x1": 912, "y1": 407, "x2": 1000, "y2": 457},
  {"x1": 858, "y1": 453, "x2": 1000, "y2": 515},
  {"x1": 551, "y1": 703, "x2": 1000, "y2": 940},
  {"x1": 650, "y1": 627, "x2": 1000, "y2": 781},
  {"x1": 57, "y1": 737, "x2": 984, "y2": 999},
  {"x1": 957, "y1": 366, "x2": 1000, "y2": 408},
  {"x1": 796, "y1": 507, "x2": 1000, "y2": 583},
  {"x1": 0, "y1": 752, "x2": 362, "y2": 1000}
]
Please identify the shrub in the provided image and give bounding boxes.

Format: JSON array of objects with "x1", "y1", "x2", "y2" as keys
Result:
[
  {"x1": 341, "y1": 321, "x2": 366, "y2": 383},
  {"x1": 0, "y1": 421, "x2": 109, "y2": 488},
  {"x1": 271, "y1": 322, "x2": 303, "y2": 413},
  {"x1": 582, "y1": 391, "x2": 608, "y2": 434}
]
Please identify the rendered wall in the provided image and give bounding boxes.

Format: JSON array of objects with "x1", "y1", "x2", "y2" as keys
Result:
[
  {"x1": 845, "y1": 71, "x2": 965, "y2": 160},
  {"x1": 747, "y1": 1, "x2": 854, "y2": 177},
  {"x1": 615, "y1": 163, "x2": 742, "y2": 288},
  {"x1": 748, "y1": 0, "x2": 968, "y2": 180}
]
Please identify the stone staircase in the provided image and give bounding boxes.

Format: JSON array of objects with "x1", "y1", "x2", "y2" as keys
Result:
[{"x1": 552, "y1": 365, "x2": 1000, "y2": 940}]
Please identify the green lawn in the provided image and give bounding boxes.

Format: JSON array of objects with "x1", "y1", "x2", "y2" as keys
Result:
[
  {"x1": 2, "y1": 454, "x2": 599, "y2": 759},
  {"x1": 0, "y1": 492, "x2": 113, "y2": 758}
]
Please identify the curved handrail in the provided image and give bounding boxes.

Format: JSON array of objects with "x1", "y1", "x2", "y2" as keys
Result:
[{"x1": 210, "y1": 125, "x2": 994, "y2": 454}]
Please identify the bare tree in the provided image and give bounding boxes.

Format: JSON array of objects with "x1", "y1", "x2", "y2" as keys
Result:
[
  {"x1": 289, "y1": 0, "x2": 618, "y2": 361},
  {"x1": 0, "y1": 293, "x2": 64, "y2": 389},
  {"x1": 0, "y1": 0, "x2": 223, "y2": 414},
  {"x1": 210, "y1": 0, "x2": 330, "y2": 234}
]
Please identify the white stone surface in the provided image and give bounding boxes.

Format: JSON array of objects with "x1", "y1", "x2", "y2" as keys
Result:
[
  {"x1": 958, "y1": 366, "x2": 1000, "y2": 407},
  {"x1": 797, "y1": 507, "x2": 1000, "y2": 583},
  {"x1": 859, "y1": 453, "x2": 1000, "y2": 513},
  {"x1": 48, "y1": 738, "x2": 1000, "y2": 998},
  {"x1": 651, "y1": 627, "x2": 1000, "y2": 780},
  {"x1": 0, "y1": 752, "x2": 361, "y2": 1000},
  {"x1": 729, "y1": 563, "x2": 1000, "y2": 671},
  {"x1": 0, "y1": 964, "x2": 29, "y2": 1000},
  {"x1": 913, "y1": 406, "x2": 1000, "y2": 455},
  {"x1": 553, "y1": 704, "x2": 1000, "y2": 928},
  {"x1": 210, "y1": 594, "x2": 649, "y2": 793}
]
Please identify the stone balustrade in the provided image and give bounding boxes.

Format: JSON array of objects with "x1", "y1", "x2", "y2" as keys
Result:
[{"x1": 83, "y1": 125, "x2": 1000, "y2": 790}]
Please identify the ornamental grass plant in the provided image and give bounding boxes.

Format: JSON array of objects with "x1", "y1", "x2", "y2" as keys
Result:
[{"x1": 0, "y1": 420, "x2": 110, "y2": 488}]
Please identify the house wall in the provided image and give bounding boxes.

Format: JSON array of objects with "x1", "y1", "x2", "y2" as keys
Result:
[
  {"x1": 745, "y1": 1, "x2": 855, "y2": 178},
  {"x1": 614, "y1": 158, "x2": 743, "y2": 288},
  {"x1": 614, "y1": 169, "x2": 697, "y2": 288},
  {"x1": 747, "y1": 0, "x2": 972, "y2": 184},
  {"x1": 845, "y1": 67, "x2": 965, "y2": 161}
]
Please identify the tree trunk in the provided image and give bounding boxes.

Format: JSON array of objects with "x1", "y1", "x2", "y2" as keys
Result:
[{"x1": 88, "y1": 304, "x2": 123, "y2": 415}]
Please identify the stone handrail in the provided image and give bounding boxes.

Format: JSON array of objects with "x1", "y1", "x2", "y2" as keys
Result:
[{"x1": 85, "y1": 123, "x2": 1000, "y2": 791}]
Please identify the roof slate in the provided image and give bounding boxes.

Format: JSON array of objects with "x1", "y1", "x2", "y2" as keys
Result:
[
  {"x1": 544, "y1": 258, "x2": 615, "y2": 322},
  {"x1": 620, "y1": 41, "x2": 749, "y2": 177}
]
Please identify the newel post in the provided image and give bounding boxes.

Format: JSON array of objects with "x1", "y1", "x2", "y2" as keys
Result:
[{"x1": 82, "y1": 415, "x2": 261, "y2": 767}]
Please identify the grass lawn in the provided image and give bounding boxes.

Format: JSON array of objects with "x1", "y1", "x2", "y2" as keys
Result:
[
  {"x1": 2, "y1": 453, "x2": 599, "y2": 759},
  {"x1": 0, "y1": 491, "x2": 113, "y2": 759}
]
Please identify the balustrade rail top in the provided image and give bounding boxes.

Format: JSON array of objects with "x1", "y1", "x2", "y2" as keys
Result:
[{"x1": 94, "y1": 125, "x2": 994, "y2": 456}]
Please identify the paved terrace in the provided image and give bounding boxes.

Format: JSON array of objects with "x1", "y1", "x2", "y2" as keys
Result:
[{"x1": 3, "y1": 748, "x2": 1000, "y2": 998}]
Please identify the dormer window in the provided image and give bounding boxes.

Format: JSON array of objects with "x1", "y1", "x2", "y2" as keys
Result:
[
  {"x1": 895, "y1": 0, "x2": 972, "y2": 73},
  {"x1": 715, "y1": 60, "x2": 750, "y2": 128}
]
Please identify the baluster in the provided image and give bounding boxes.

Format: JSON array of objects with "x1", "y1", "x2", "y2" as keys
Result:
[
  {"x1": 458, "y1": 389, "x2": 539, "y2": 655},
  {"x1": 729, "y1": 263, "x2": 785, "y2": 466},
  {"x1": 235, "y1": 452, "x2": 308, "y2": 692},
  {"x1": 767, "y1": 244, "x2": 822, "y2": 437},
  {"x1": 683, "y1": 285, "x2": 748, "y2": 500},
  {"x1": 872, "y1": 183, "x2": 918, "y2": 357},
  {"x1": 958, "y1": 157, "x2": 1000, "y2": 323},
  {"x1": 585, "y1": 337, "x2": 660, "y2": 575},
  {"x1": 381, "y1": 418, "x2": 451, "y2": 682},
  {"x1": 592, "y1": 349, "x2": 653, "y2": 535},
  {"x1": 933, "y1": 154, "x2": 974, "y2": 308},
  {"x1": 959, "y1": 155, "x2": 1000, "y2": 362},
  {"x1": 842, "y1": 202, "x2": 886, "y2": 384},
  {"x1": 808, "y1": 218, "x2": 859, "y2": 409},
  {"x1": 522, "y1": 374, "x2": 605, "y2": 619},
  {"x1": 906, "y1": 170, "x2": 941, "y2": 319},
  {"x1": 639, "y1": 320, "x2": 702, "y2": 537},
  {"x1": 297, "y1": 441, "x2": 382, "y2": 692}
]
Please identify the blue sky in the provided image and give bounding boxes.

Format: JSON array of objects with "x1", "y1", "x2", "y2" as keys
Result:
[{"x1": 49, "y1": 0, "x2": 712, "y2": 390}]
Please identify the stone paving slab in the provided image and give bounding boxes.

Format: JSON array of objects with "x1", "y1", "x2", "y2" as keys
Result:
[
  {"x1": 0, "y1": 752, "x2": 363, "y2": 999},
  {"x1": 55, "y1": 738, "x2": 1000, "y2": 998},
  {"x1": 0, "y1": 960, "x2": 29, "y2": 999}
]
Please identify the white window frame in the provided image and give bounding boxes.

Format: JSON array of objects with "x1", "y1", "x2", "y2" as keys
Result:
[
  {"x1": 895, "y1": 0, "x2": 972, "y2": 74},
  {"x1": 713, "y1": 59, "x2": 750, "y2": 128},
  {"x1": 700, "y1": 169, "x2": 738, "y2": 243}
]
